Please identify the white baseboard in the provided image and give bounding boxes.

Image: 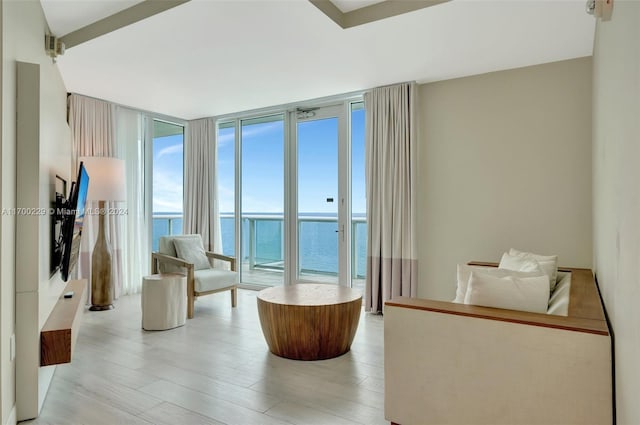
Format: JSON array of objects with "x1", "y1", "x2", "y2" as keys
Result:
[
  {"x1": 4, "y1": 404, "x2": 16, "y2": 425},
  {"x1": 38, "y1": 365, "x2": 56, "y2": 414}
]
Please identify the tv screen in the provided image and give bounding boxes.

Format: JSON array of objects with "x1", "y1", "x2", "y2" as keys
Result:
[{"x1": 60, "y1": 162, "x2": 90, "y2": 282}]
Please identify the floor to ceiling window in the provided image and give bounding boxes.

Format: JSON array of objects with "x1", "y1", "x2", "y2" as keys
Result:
[
  {"x1": 217, "y1": 122, "x2": 236, "y2": 258},
  {"x1": 151, "y1": 120, "x2": 184, "y2": 251},
  {"x1": 295, "y1": 106, "x2": 341, "y2": 285},
  {"x1": 351, "y1": 102, "x2": 366, "y2": 292},
  {"x1": 217, "y1": 99, "x2": 365, "y2": 288},
  {"x1": 240, "y1": 115, "x2": 285, "y2": 285}
]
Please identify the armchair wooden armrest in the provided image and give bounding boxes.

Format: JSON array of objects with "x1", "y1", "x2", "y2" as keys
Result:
[
  {"x1": 205, "y1": 252, "x2": 237, "y2": 271},
  {"x1": 151, "y1": 252, "x2": 194, "y2": 274}
]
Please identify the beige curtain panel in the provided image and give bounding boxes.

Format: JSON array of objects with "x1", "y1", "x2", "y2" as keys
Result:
[
  {"x1": 184, "y1": 117, "x2": 222, "y2": 257},
  {"x1": 364, "y1": 82, "x2": 418, "y2": 313}
]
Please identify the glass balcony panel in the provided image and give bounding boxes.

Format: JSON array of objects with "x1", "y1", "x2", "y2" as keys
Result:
[{"x1": 240, "y1": 115, "x2": 284, "y2": 286}]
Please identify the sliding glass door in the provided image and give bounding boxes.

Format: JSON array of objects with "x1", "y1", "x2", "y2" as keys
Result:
[
  {"x1": 217, "y1": 100, "x2": 365, "y2": 288},
  {"x1": 293, "y1": 106, "x2": 347, "y2": 285}
]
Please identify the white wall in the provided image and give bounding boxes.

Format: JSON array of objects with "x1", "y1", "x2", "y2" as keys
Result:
[
  {"x1": 2, "y1": 1, "x2": 69, "y2": 423},
  {"x1": 592, "y1": 3, "x2": 640, "y2": 424},
  {"x1": 417, "y1": 58, "x2": 593, "y2": 301},
  {"x1": 0, "y1": 1, "x2": 5, "y2": 421}
]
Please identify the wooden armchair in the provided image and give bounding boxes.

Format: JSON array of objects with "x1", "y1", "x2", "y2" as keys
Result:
[{"x1": 151, "y1": 235, "x2": 237, "y2": 319}]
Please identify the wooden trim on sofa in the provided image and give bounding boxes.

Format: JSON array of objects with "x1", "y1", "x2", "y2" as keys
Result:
[{"x1": 385, "y1": 265, "x2": 609, "y2": 336}]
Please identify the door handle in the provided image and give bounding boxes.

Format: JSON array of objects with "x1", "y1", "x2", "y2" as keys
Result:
[{"x1": 334, "y1": 224, "x2": 345, "y2": 241}]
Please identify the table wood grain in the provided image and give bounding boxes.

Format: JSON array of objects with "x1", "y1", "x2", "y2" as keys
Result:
[
  {"x1": 41, "y1": 279, "x2": 86, "y2": 366},
  {"x1": 257, "y1": 284, "x2": 362, "y2": 360}
]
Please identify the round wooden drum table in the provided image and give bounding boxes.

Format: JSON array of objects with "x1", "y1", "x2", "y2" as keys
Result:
[{"x1": 257, "y1": 284, "x2": 362, "y2": 360}]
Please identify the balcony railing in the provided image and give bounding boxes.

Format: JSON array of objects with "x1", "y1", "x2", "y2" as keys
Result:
[{"x1": 152, "y1": 213, "x2": 367, "y2": 279}]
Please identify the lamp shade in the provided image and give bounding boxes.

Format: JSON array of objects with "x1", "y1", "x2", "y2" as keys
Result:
[{"x1": 79, "y1": 157, "x2": 126, "y2": 202}]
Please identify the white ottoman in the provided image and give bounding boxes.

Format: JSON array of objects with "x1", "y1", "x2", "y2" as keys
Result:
[{"x1": 142, "y1": 273, "x2": 187, "y2": 330}]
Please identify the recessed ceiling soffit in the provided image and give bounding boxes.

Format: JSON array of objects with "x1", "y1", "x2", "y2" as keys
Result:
[{"x1": 308, "y1": 0, "x2": 450, "y2": 29}]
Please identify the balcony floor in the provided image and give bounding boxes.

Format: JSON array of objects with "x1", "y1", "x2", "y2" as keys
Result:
[{"x1": 239, "y1": 263, "x2": 365, "y2": 293}]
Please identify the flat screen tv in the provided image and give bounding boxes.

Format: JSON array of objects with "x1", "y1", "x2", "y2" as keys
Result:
[{"x1": 59, "y1": 162, "x2": 90, "y2": 282}]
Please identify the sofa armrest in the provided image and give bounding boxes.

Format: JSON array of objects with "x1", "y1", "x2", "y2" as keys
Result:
[
  {"x1": 384, "y1": 297, "x2": 612, "y2": 425},
  {"x1": 386, "y1": 296, "x2": 608, "y2": 335}
]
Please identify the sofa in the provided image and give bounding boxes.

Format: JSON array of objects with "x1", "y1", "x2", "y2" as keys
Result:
[{"x1": 384, "y1": 263, "x2": 612, "y2": 425}]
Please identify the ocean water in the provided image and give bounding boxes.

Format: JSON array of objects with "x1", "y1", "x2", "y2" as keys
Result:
[
  {"x1": 152, "y1": 215, "x2": 183, "y2": 251},
  {"x1": 153, "y1": 213, "x2": 367, "y2": 278}
]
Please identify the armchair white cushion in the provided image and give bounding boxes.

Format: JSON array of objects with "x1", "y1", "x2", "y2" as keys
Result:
[
  {"x1": 173, "y1": 236, "x2": 212, "y2": 270},
  {"x1": 153, "y1": 234, "x2": 237, "y2": 319},
  {"x1": 194, "y1": 269, "x2": 237, "y2": 293},
  {"x1": 158, "y1": 235, "x2": 193, "y2": 274}
]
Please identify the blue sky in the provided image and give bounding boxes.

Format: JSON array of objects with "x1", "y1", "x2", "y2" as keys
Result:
[
  {"x1": 153, "y1": 134, "x2": 184, "y2": 213},
  {"x1": 153, "y1": 107, "x2": 365, "y2": 215},
  {"x1": 218, "y1": 108, "x2": 366, "y2": 215}
]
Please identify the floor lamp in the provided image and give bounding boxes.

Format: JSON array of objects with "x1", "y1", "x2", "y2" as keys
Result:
[{"x1": 79, "y1": 157, "x2": 126, "y2": 311}]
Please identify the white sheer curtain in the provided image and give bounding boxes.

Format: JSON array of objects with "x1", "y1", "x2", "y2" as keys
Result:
[
  {"x1": 69, "y1": 94, "x2": 123, "y2": 299},
  {"x1": 364, "y1": 82, "x2": 418, "y2": 313},
  {"x1": 184, "y1": 117, "x2": 222, "y2": 256},
  {"x1": 116, "y1": 106, "x2": 148, "y2": 294},
  {"x1": 68, "y1": 94, "x2": 148, "y2": 298}
]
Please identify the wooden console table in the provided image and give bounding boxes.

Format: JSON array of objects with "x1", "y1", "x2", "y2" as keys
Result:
[{"x1": 257, "y1": 284, "x2": 362, "y2": 360}]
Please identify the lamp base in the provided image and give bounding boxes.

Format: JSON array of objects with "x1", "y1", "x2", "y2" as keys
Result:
[
  {"x1": 89, "y1": 304, "x2": 114, "y2": 311},
  {"x1": 91, "y1": 200, "x2": 114, "y2": 312}
]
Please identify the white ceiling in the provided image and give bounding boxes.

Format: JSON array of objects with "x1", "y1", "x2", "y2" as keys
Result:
[
  {"x1": 41, "y1": 0, "x2": 595, "y2": 120},
  {"x1": 43, "y1": 0, "x2": 144, "y2": 36}
]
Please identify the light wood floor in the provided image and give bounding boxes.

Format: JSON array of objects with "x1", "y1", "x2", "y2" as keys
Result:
[{"x1": 25, "y1": 289, "x2": 385, "y2": 425}]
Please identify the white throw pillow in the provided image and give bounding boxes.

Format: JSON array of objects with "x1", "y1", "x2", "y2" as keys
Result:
[
  {"x1": 454, "y1": 263, "x2": 544, "y2": 303},
  {"x1": 498, "y1": 252, "x2": 541, "y2": 273},
  {"x1": 508, "y1": 248, "x2": 559, "y2": 292},
  {"x1": 173, "y1": 238, "x2": 211, "y2": 271},
  {"x1": 464, "y1": 270, "x2": 550, "y2": 314},
  {"x1": 454, "y1": 264, "x2": 499, "y2": 303},
  {"x1": 547, "y1": 271, "x2": 571, "y2": 316}
]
